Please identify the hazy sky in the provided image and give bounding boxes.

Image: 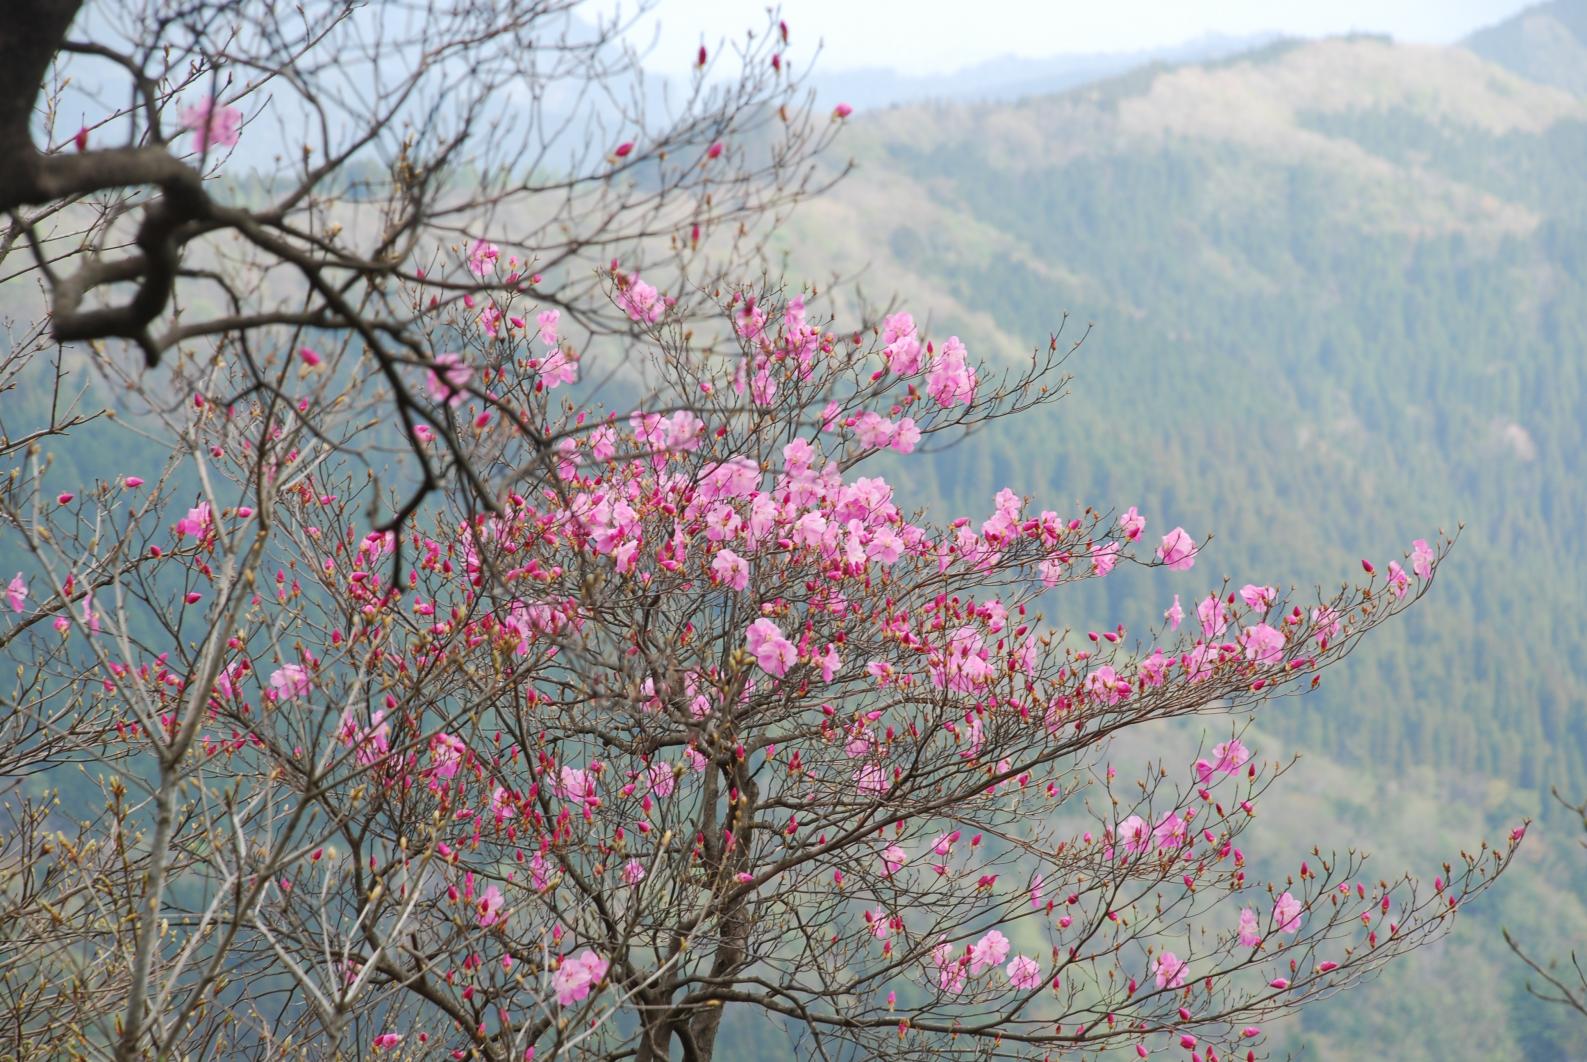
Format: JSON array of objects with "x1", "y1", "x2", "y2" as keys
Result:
[{"x1": 625, "y1": 0, "x2": 1538, "y2": 74}]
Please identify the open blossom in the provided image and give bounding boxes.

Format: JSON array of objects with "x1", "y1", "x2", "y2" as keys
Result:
[
  {"x1": 969, "y1": 930, "x2": 1010, "y2": 974},
  {"x1": 1157, "y1": 527, "x2": 1196, "y2": 571},
  {"x1": 536, "y1": 308, "x2": 560, "y2": 347},
  {"x1": 745, "y1": 617, "x2": 796, "y2": 677},
  {"x1": 1212, "y1": 738, "x2": 1250, "y2": 774},
  {"x1": 932, "y1": 942, "x2": 967, "y2": 993},
  {"x1": 175, "y1": 503, "x2": 212, "y2": 538},
  {"x1": 926, "y1": 336, "x2": 977, "y2": 407},
  {"x1": 623, "y1": 858, "x2": 647, "y2": 885},
  {"x1": 1386, "y1": 559, "x2": 1410, "y2": 598},
  {"x1": 466, "y1": 238, "x2": 499, "y2": 276},
  {"x1": 477, "y1": 884, "x2": 505, "y2": 927},
  {"x1": 268, "y1": 664, "x2": 310, "y2": 701},
  {"x1": 1242, "y1": 622, "x2": 1285, "y2": 665},
  {"x1": 1006, "y1": 955, "x2": 1042, "y2": 989},
  {"x1": 372, "y1": 1033, "x2": 403, "y2": 1051},
  {"x1": 6, "y1": 574, "x2": 26, "y2": 613},
  {"x1": 1274, "y1": 891, "x2": 1304, "y2": 934},
  {"x1": 1411, "y1": 538, "x2": 1435, "y2": 580},
  {"x1": 1198, "y1": 593, "x2": 1229, "y2": 638},
  {"x1": 1154, "y1": 951, "x2": 1188, "y2": 989},
  {"x1": 1238, "y1": 907, "x2": 1262, "y2": 948},
  {"x1": 1240, "y1": 584, "x2": 1277, "y2": 610},
  {"x1": 180, "y1": 97, "x2": 242, "y2": 151},
  {"x1": 712, "y1": 548, "x2": 750, "y2": 591},
  {"x1": 1117, "y1": 815, "x2": 1151, "y2": 855},
  {"x1": 880, "y1": 843, "x2": 908, "y2": 877},
  {"x1": 648, "y1": 760, "x2": 676, "y2": 798},
  {"x1": 425, "y1": 353, "x2": 473, "y2": 406},
  {"x1": 552, "y1": 949, "x2": 609, "y2": 1006},
  {"x1": 1118, "y1": 506, "x2": 1146, "y2": 540},
  {"x1": 618, "y1": 275, "x2": 663, "y2": 323},
  {"x1": 1164, "y1": 594, "x2": 1184, "y2": 630}
]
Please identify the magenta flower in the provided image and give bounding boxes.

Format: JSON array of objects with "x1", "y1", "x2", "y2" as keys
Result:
[
  {"x1": 1241, "y1": 623, "x2": 1284, "y2": 665},
  {"x1": 372, "y1": 1033, "x2": 403, "y2": 1051},
  {"x1": 1238, "y1": 907, "x2": 1261, "y2": 948},
  {"x1": 1164, "y1": 594, "x2": 1184, "y2": 630},
  {"x1": 551, "y1": 948, "x2": 609, "y2": 1005},
  {"x1": 1006, "y1": 955, "x2": 1042, "y2": 989},
  {"x1": 476, "y1": 884, "x2": 504, "y2": 927},
  {"x1": 969, "y1": 930, "x2": 1010, "y2": 974},
  {"x1": 1411, "y1": 538, "x2": 1435, "y2": 580},
  {"x1": 1156, "y1": 527, "x2": 1196, "y2": 571},
  {"x1": 1154, "y1": 951, "x2": 1188, "y2": 989},
  {"x1": 745, "y1": 617, "x2": 796, "y2": 677},
  {"x1": 1273, "y1": 891, "x2": 1303, "y2": 934},
  {"x1": 268, "y1": 663, "x2": 311, "y2": 701},
  {"x1": 175, "y1": 502, "x2": 212, "y2": 538},
  {"x1": 1118, "y1": 505, "x2": 1146, "y2": 540},
  {"x1": 180, "y1": 98, "x2": 243, "y2": 151},
  {"x1": 466, "y1": 239, "x2": 499, "y2": 277},
  {"x1": 713, "y1": 548, "x2": 751, "y2": 590},
  {"x1": 425, "y1": 353, "x2": 473, "y2": 406},
  {"x1": 6, "y1": 573, "x2": 26, "y2": 613}
]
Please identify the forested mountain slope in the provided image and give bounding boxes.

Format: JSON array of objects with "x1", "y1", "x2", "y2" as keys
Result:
[{"x1": 768, "y1": 24, "x2": 1587, "y2": 1058}]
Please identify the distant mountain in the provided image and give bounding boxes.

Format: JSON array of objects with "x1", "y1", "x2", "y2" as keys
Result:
[
  {"x1": 778, "y1": 31, "x2": 1587, "y2": 1059},
  {"x1": 806, "y1": 33, "x2": 1279, "y2": 110},
  {"x1": 1464, "y1": 0, "x2": 1587, "y2": 95}
]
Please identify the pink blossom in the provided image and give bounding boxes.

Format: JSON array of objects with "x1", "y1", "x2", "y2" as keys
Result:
[
  {"x1": 1157, "y1": 527, "x2": 1196, "y2": 571},
  {"x1": 467, "y1": 239, "x2": 500, "y2": 277},
  {"x1": 477, "y1": 884, "x2": 505, "y2": 926},
  {"x1": 1212, "y1": 739, "x2": 1250, "y2": 775},
  {"x1": 1273, "y1": 891, "x2": 1303, "y2": 934},
  {"x1": 880, "y1": 843, "x2": 907, "y2": 877},
  {"x1": 1118, "y1": 506, "x2": 1146, "y2": 540},
  {"x1": 536, "y1": 309, "x2": 561, "y2": 347},
  {"x1": 175, "y1": 503, "x2": 212, "y2": 538},
  {"x1": 373, "y1": 1033, "x2": 403, "y2": 1051},
  {"x1": 648, "y1": 761, "x2": 676, "y2": 798},
  {"x1": 479, "y1": 303, "x2": 502, "y2": 337},
  {"x1": 1164, "y1": 594, "x2": 1183, "y2": 630},
  {"x1": 1238, "y1": 907, "x2": 1261, "y2": 948},
  {"x1": 1241, "y1": 585, "x2": 1276, "y2": 610},
  {"x1": 926, "y1": 336, "x2": 977, "y2": 408},
  {"x1": 425, "y1": 353, "x2": 473, "y2": 406},
  {"x1": 1153, "y1": 951, "x2": 1188, "y2": 989},
  {"x1": 618, "y1": 276, "x2": 663, "y2": 324},
  {"x1": 1092, "y1": 541, "x2": 1121, "y2": 577},
  {"x1": 1006, "y1": 955, "x2": 1042, "y2": 989},
  {"x1": 1241, "y1": 623, "x2": 1284, "y2": 665},
  {"x1": 969, "y1": 930, "x2": 1010, "y2": 973},
  {"x1": 1386, "y1": 560, "x2": 1410, "y2": 599},
  {"x1": 552, "y1": 949, "x2": 609, "y2": 1006},
  {"x1": 539, "y1": 347, "x2": 579, "y2": 389},
  {"x1": 833, "y1": 102, "x2": 854, "y2": 118},
  {"x1": 431, "y1": 732, "x2": 467, "y2": 779},
  {"x1": 1117, "y1": 815, "x2": 1150, "y2": 856},
  {"x1": 745, "y1": 617, "x2": 796, "y2": 677},
  {"x1": 932, "y1": 942, "x2": 966, "y2": 993},
  {"x1": 1411, "y1": 538, "x2": 1435, "y2": 580},
  {"x1": 6, "y1": 574, "x2": 26, "y2": 613},
  {"x1": 268, "y1": 664, "x2": 311, "y2": 701},
  {"x1": 1311, "y1": 605, "x2": 1342, "y2": 645},
  {"x1": 623, "y1": 859, "x2": 647, "y2": 885},
  {"x1": 180, "y1": 97, "x2": 242, "y2": 151}
]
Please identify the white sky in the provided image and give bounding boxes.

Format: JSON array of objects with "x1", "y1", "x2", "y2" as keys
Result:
[{"x1": 623, "y1": 0, "x2": 1538, "y2": 74}]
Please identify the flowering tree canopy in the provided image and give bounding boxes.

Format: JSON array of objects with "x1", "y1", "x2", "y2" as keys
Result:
[
  {"x1": 0, "y1": 270, "x2": 1516, "y2": 1059},
  {"x1": 0, "y1": 3, "x2": 1520, "y2": 1060}
]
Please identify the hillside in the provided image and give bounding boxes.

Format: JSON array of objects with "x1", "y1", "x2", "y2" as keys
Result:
[
  {"x1": 1465, "y1": 0, "x2": 1587, "y2": 95},
  {"x1": 775, "y1": 28, "x2": 1587, "y2": 1059}
]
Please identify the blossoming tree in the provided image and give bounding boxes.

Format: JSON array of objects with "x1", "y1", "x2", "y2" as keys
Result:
[{"x1": 0, "y1": 259, "x2": 1517, "y2": 1060}]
